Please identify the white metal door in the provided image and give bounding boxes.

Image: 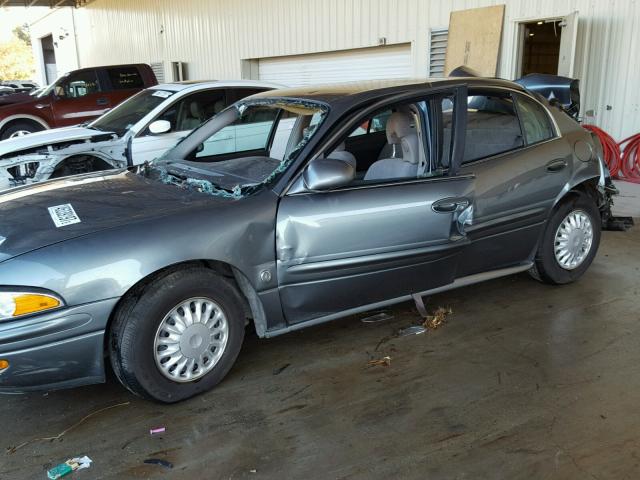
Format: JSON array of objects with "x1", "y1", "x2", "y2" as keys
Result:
[
  {"x1": 258, "y1": 44, "x2": 411, "y2": 87},
  {"x1": 558, "y1": 11, "x2": 579, "y2": 77},
  {"x1": 131, "y1": 132, "x2": 189, "y2": 164}
]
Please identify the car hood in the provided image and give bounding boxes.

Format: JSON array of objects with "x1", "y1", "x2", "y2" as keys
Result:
[
  {"x1": 0, "y1": 92, "x2": 32, "y2": 106},
  {"x1": 0, "y1": 126, "x2": 116, "y2": 158},
  {"x1": 0, "y1": 169, "x2": 226, "y2": 263}
]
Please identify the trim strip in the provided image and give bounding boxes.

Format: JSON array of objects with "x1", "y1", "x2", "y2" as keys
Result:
[
  {"x1": 265, "y1": 262, "x2": 533, "y2": 337},
  {"x1": 283, "y1": 239, "x2": 466, "y2": 276}
]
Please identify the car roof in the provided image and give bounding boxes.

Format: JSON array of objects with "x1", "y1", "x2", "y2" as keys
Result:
[
  {"x1": 252, "y1": 77, "x2": 526, "y2": 104},
  {"x1": 149, "y1": 80, "x2": 284, "y2": 93}
]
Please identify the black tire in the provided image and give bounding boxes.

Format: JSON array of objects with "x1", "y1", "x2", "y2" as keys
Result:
[
  {"x1": 109, "y1": 267, "x2": 246, "y2": 403},
  {"x1": 1, "y1": 121, "x2": 45, "y2": 140},
  {"x1": 530, "y1": 193, "x2": 601, "y2": 285}
]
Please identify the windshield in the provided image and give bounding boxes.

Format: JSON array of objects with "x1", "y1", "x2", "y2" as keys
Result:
[
  {"x1": 90, "y1": 89, "x2": 174, "y2": 135},
  {"x1": 146, "y1": 99, "x2": 328, "y2": 198},
  {"x1": 36, "y1": 82, "x2": 56, "y2": 98}
]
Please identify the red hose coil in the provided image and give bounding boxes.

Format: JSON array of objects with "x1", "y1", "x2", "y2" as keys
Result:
[
  {"x1": 583, "y1": 125, "x2": 640, "y2": 183},
  {"x1": 619, "y1": 133, "x2": 640, "y2": 184},
  {"x1": 583, "y1": 125, "x2": 621, "y2": 177}
]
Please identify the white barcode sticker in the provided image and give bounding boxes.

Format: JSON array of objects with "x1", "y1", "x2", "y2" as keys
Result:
[
  {"x1": 152, "y1": 90, "x2": 173, "y2": 98},
  {"x1": 48, "y1": 204, "x2": 81, "y2": 228}
]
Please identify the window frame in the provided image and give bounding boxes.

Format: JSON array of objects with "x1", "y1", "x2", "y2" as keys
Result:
[
  {"x1": 283, "y1": 85, "x2": 470, "y2": 195},
  {"x1": 138, "y1": 87, "x2": 228, "y2": 137},
  {"x1": 512, "y1": 91, "x2": 558, "y2": 147},
  {"x1": 348, "y1": 109, "x2": 394, "y2": 138},
  {"x1": 187, "y1": 104, "x2": 310, "y2": 163},
  {"x1": 457, "y1": 86, "x2": 561, "y2": 168},
  {"x1": 460, "y1": 88, "x2": 525, "y2": 166},
  {"x1": 106, "y1": 66, "x2": 145, "y2": 91},
  {"x1": 56, "y1": 68, "x2": 102, "y2": 99}
]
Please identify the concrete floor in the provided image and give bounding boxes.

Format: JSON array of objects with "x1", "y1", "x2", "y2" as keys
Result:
[
  {"x1": 2, "y1": 226, "x2": 639, "y2": 479},
  {"x1": 613, "y1": 181, "x2": 640, "y2": 218}
]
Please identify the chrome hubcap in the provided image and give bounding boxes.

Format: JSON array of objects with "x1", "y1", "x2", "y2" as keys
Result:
[
  {"x1": 9, "y1": 130, "x2": 32, "y2": 138},
  {"x1": 154, "y1": 297, "x2": 229, "y2": 383},
  {"x1": 554, "y1": 209, "x2": 594, "y2": 270}
]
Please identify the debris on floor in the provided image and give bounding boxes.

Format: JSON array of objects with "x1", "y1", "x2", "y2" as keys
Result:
[
  {"x1": 396, "y1": 306, "x2": 452, "y2": 338},
  {"x1": 423, "y1": 307, "x2": 453, "y2": 330},
  {"x1": 273, "y1": 363, "x2": 291, "y2": 375},
  {"x1": 367, "y1": 356, "x2": 391, "y2": 367},
  {"x1": 360, "y1": 311, "x2": 394, "y2": 323},
  {"x1": 6, "y1": 402, "x2": 130, "y2": 454},
  {"x1": 398, "y1": 325, "x2": 427, "y2": 337},
  {"x1": 149, "y1": 427, "x2": 166, "y2": 435},
  {"x1": 46, "y1": 456, "x2": 92, "y2": 479},
  {"x1": 143, "y1": 458, "x2": 173, "y2": 469}
]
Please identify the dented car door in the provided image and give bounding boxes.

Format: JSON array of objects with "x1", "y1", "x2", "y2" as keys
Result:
[
  {"x1": 276, "y1": 86, "x2": 475, "y2": 324},
  {"x1": 276, "y1": 177, "x2": 475, "y2": 323}
]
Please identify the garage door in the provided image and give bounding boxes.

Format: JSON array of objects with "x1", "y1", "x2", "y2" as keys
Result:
[{"x1": 258, "y1": 44, "x2": 412, "y2": 87}]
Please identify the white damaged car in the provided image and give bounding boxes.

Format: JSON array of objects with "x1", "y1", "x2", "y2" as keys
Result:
[{"x1": 0, "y1": 80, "x2": 279, "y2": 190}]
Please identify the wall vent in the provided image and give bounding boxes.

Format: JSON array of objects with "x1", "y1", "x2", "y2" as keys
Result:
[{"x1": 429, "y1": 28, "x2": 448, "y2": 77}]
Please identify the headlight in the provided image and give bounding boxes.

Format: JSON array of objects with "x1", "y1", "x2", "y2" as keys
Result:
[{"x1": 0, "y1": 290, "x2": 64, "y2": 320}]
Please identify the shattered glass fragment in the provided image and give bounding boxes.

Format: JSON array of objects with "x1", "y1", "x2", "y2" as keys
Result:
[
  {"x1": 398, "y1": 325, "x2": 426, "y2": 337},
  {"x1": 360, "y1": 312, "x2": 394, "y2": 323}
]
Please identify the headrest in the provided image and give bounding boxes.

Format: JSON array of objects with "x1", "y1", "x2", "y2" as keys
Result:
[
  {"x1": 189, "y1": 101, "x2": 201, "y2": 118},
  {"x1": 386, "y1": 112, "x2": 414, "y2": 144},
  {"x1": 333, "y1": 141, "x2": 346, "y2": 152}
]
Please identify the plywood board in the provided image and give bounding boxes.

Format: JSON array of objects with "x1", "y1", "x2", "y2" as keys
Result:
[{"x1": 444, "y1": 5, "x2": 505, "y2": 77}]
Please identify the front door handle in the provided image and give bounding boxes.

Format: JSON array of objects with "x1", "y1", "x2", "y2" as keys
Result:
[
  {"x1": 432, "y1": 197, "x2": 470, "y2": 214},
  {"x1": 546, "y1": 159, "x2": 568, "y2": 172},
  {"x1": 96, "y1": 97, "x2": 109, "y2": 106}
]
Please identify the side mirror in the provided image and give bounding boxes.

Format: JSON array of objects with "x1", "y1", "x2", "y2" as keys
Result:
[
  {"x1": 303, "y1": 157, "x2": 355, "y2": 191},
  {"x1": 148, "y1": 119, "x2": 171, "y2": 135}
]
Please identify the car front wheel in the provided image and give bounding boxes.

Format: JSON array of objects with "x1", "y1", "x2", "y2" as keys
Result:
[
  {"x1": 530, "y1": 193, "x2": 601, "y2": 285},
  {"x1": 109, "y1": 267, "x2": 246, "y2": 403},
  {"x1": 1, "y1": 121, "x2": 45, "y2": 140}
]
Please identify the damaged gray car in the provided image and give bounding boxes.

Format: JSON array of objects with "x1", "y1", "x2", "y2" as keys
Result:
[{"x1": 0, "y1": 77, "x2": 621, "y2": 402}]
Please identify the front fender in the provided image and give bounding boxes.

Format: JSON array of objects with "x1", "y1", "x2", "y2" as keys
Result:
[
  {"x1": 0, "y1": 113, "x2": 49, "y2": 131},
  {"x1": 0, "y1": 189, "x2": 281, "y2": 325}
]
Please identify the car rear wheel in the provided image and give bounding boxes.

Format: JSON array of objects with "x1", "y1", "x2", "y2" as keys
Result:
[
  {"x1": 1, "y1": 121, "x2": 45, "y2": 140},
  {"x1": 109, "y1": 267, "x2": 246, "y2": 403},
  {"x1": 530, "y1": 193, "x2": 601, "y2": 285}
]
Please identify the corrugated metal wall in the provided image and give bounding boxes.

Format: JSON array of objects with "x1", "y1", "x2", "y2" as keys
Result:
[{"x1": 72, "y1": 0, "x2": 640, "y2": 139}]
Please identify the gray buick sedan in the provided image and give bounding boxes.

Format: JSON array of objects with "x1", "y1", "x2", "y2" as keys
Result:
[{"x1": 0, "y1": 78, "x2": 617, "y2": 402}]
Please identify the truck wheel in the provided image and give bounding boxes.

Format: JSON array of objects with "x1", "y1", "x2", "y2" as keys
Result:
[
  {"x1": 1, "y1": 121, "x2": 45, "y2": 140},
  {"x1": 109, "y1": 267, "x2": 246, "y2": 403},
  {"x1": 530, "y1": 193, "x2": 601, "y2": 285}
]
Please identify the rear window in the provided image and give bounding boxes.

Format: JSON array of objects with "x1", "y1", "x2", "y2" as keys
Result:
[
  {"x1": 108, "y1": 66, "x2": 144, "y2": 90},
  {"x1": 514, "y1": 93, "x2": 555, "y2": 145},
  {"x1": 462, "y1": 93, "x2": 524, "y2": 163}
]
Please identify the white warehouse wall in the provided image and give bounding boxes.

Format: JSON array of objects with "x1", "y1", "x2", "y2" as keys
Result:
[
  {"x1": 29, "y1": 7, "x2": 80, "y2": 86},
  {"x1": 66, "y1": 0, "x2": 639, "y2": 139}
]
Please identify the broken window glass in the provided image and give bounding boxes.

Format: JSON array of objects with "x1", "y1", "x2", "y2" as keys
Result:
[{"x1": 145, "y1": 99, "x2": 329, "y2": 198}]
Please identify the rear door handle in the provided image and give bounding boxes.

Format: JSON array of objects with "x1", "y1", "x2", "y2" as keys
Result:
[
  {"x1": 96, "y1": 97, "x2": 109, "y2": 106},
  {"x1": 546, "y1": 159, "x2": 568, "y2": 172},
  {"x1": 432, "y1": 197, "x2": 470, "y2": 214}
]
